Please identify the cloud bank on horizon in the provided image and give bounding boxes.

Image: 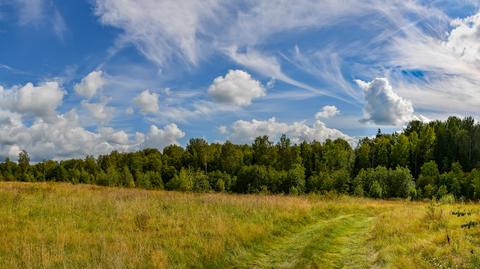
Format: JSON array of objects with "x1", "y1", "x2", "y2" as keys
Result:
[{"x1": 0, "y1": 0, "x2": 479, "y2": 160}]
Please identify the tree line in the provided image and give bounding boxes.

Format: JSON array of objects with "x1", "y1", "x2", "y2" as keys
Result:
[{"x1": 3, "y1": 116, "x2": 480, "y2": 200}]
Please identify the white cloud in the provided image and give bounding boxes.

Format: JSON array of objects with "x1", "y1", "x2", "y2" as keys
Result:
[
  {"x1": 134, "y1": 89, "x2": 159, "y2": 114},
  {"x1": 218, "y1": 125, "x2": 228, "y2": 134},
  {"x1": 13, "y1": 0, "x2": 67, "y2": 39},
  {"x1": 99, "y1": 127, "x2": 129, "y2": 145},
  {"x1": 94, "y1": 0, "x2": 222, "y2": 66},
  {"x1": 82, "y1": 101, "x2": 114, "y2": 123},
  {"x1": 143, "y1": 123, "x2": 185, "y2": 149},
  {"x1": 225, "y1": 116, "x2": 352, "y2": 144},
  {"x1": 382, "y1": 12, "x2": 480, "y2": 118},
  {"x1": 93, "y1": 0, "x2": 452, "y2": 110},
  {"x1": 4, "y1": 81, "x2": 65, "y2": 123},
  {"x1": 208, "y1": 69, "x2": 265, "y2": 106},
  {"x1": 445, "y1": 13, "x2": 480, "y2": 64},
  {"x1": 0, "y1": 108, "x2": 185, "y2": 161},
  {"x1": 226, "y1": 47, "x2": 288, "y2": 81},
  {"x1": 7, "y1": 144, "x2": 22, "y2": 160},
  {"x1": 356, "y1": 78, "x2": 414, "y2": 125},
  {"x1": 226, "y1": 47, "x2": 348, "y2": 102},
  {"x1": 15, "y1": 0, "x2": 45, "y2": 25},
  {"x1": 316, "y1": 105, "x2": 340, "y2": 119},
  {"x1": 0, "y1": 79, "x2": 185, "y2": 161},
  {"x1": 0, "y1": 110, "x2": 107, "y2": 161},
  {"x1": 74, "y1": 70, "x2": 105, "y2": 98}
]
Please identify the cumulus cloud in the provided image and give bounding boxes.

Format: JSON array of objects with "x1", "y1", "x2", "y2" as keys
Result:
[
  {"x1": 315, "y1": 105, "x2": 340, "y2": 119},
  {"x1": 218, "y1": 125, "x2": 228, "y2": 134},
  {"x1": 134, "y1": 90, "x2": 159, "y2": 114},
  {"x1": 0, "y1": 81, "x2": 64, "y2": 122},
  {"x1": 356, "y1": 78, "x2": 414, "y2": 125},
  {"x1": 0, "y1": 109, "x2": 185, "y2": 161},
  {"x1": 99, "y1": 127, "x2": 130, "y2": 145},
  {"x1": 81, "y1": 101, "x2": 114, "y2": 123},
  {"x1": 445, "y1": 13, "x2": 480, "y2": 64},
  {"x1": 74, "y1": 70, "x2": 105, "y2": 98},
  {"x1": 208, "y1": 69, "x2": 265, "y2": 106},
  {"x1": 142, "y1": 123, "x2": 185, "y2": 149},
  {"x1": 224, "y1": 116, "x2": 352, "y2": 145},
  {"x1": 382, "y1": 11, "x2": 480, "y2": 118},
  {"x1": 0, "y1": 79, "x2": 185, "y2": 161},
  {"x1": 0, "y1": 110, "x2": 108, "y2": 161}
]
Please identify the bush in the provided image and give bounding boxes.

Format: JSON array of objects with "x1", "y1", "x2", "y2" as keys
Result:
[
  {"x1": 369, "y1": 181, "x2": 383, "y2": 198},
  {"x1": 353, "y1": 166, "x2": 414, "y2": 198},
  {"x1": 353, "y1": 184, "x2": 364, "y2": 196},
  {"x1": 166, "y1": 169, "x2": 193, "y2": 191},
  {"x1": 436, "y1": 185, "x2": 448, "y2": 199},
  {"x1": 424, "y1": 184, "x2": 436, "y2": 199},
  {"x1": 424, "y1": 200, "x2": 446, "y2": 230},
  {"x1": 208, "y1": 171, "x2": 236, "y2": 192},
  {"x1": 439, "y1": 194, "x2": 455, "y2": 204},
  {"x1": 282, "y1": 164, "x2": 305, "y2": 194},
  {"x1": 192, "y1": 171, "x2": 211, "y2": 192},
  {"x1": 388, "y1": 166, "x2": 415, "y2": 198},
  {"x1": 235, "y1": 165, "x2": 273, "y2": 193},
  {"x1": 148, "y1": 171, "x2": 164, "y2": 189}
]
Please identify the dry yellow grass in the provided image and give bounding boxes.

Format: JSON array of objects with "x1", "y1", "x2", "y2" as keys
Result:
[{"x1": 0, "y1": 182, "x2": 479, "y2": 268}]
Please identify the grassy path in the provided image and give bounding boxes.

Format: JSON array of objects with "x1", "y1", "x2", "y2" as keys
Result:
[{"x1": 237, "y1": 213, "x2": 375, "y2": 269}]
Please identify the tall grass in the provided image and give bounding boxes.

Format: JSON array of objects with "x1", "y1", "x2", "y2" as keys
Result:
[{"x1": 0, "y1": 182, "x2": 479, "y2": 268}]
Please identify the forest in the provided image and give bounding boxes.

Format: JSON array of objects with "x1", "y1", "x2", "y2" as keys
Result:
[{"x1": 2, "y1": 116, "x2": 480, "y2": 200}]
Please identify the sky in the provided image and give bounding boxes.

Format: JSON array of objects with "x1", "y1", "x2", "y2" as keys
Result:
[{"x1": 0, "y1": 0, "x2": 479, "y2": 161}]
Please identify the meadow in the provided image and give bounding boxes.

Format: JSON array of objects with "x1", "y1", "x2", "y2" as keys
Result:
[{"x1": 0, "y1": 182, "x2": 479, "y2": 268}]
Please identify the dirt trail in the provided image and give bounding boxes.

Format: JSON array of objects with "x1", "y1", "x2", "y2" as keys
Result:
[{"x1": 239, "y1": 214, "x2": 375, "y2": 269}]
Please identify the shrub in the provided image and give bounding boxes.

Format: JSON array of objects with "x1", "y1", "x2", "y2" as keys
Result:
[
  {"x1": 192, "y1": 171, "x2": 211, "y2": 192},
  {"x1": 235, "y1": 165, "x2": 277, "y2": 193},
  {"x1": 208, "y1": 170, "x2": 235, "y2": 192},
  {"x1": 369, "y1": 180, "x2": 383, "y2": 198},
  {"x1": 440, "y1": 194, "x2": 455, "y2": 204},
  {"x1": 424, "y1": 199, "x2": 446, "y2": 230},
  {"x1": 146, "y1": 171, "x2": 164, "y2": 189},
  {"x1": 166, "y1": 169, "x2": 193, "y2": 191},
  {"x1": 436, "y1": 185, "x2": 448, "y2": 199},
  {"x1": 424, "y1": 184, "x2": 436, "y2": 199},
  {"x1": 282, "y1": 164, "x2": 306, "y2": 194}
]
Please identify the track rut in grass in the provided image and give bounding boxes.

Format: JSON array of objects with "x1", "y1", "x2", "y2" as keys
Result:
[{"x1": 238, "y1": 213, "x2": 375, "y2": 269}]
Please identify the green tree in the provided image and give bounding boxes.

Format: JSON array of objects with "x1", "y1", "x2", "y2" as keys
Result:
[
  {"x1": 186, "y1": 138, "x2": 210, "y2": 173},
  {"x1": 166, "y1": 168, "x2": 193, "y2": 191},
  {"x1": 18, "y1": 150, "x2": 33, "y2": 181},
  {"x1": 219, "y1": 141, "x2": 243, "y2": 174},
  {"x1": 369, "y1": 181, "x2": 383, "y2": 198},
  {"x1": 281, "y1": 164, "x2": 305, "y2": 193},
  {"x1": 276, "y1": 134, "x2": 301, "y2": 171},
  {"x1": 391, "y1": 134, "x2": 410, "y2": 168},
  {"x1": 417, "y1": 161, "x2": 440, "y2": 195},
  {"x1": 122, "y1": 166, "x2": 135, "y2": 188},
  {"x1": 252, "y1": 136, "x2": 276, "y2": 167}
]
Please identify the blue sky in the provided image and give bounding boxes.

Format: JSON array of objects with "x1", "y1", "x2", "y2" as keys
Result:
[{"x1": 0, "y1": 0, "x2": 479, "y2": 161}]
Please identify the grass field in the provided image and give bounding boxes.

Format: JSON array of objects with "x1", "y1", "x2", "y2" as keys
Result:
[{"x1": 0, "y1": 182, "x2": 479, "y2": 268}]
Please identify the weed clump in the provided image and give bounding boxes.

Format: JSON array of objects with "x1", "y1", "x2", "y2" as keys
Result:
[
  {"x1": 451, "y1": 209, "x2": 472, "y2": 217},
  {"x1": 134, "y1": 212, "x2": 151, "y2": 231},
  {"x1": 461, "y1": 221, "x2": 478, "y2": 229},
  {"x1": 424, "y1": 199, "x2": 447, "y2": 230}
]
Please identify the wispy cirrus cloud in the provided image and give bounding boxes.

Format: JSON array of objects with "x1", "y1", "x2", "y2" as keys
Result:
[{"x1": 12, "y1": 0, "x2": 67, "y2": 39}]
